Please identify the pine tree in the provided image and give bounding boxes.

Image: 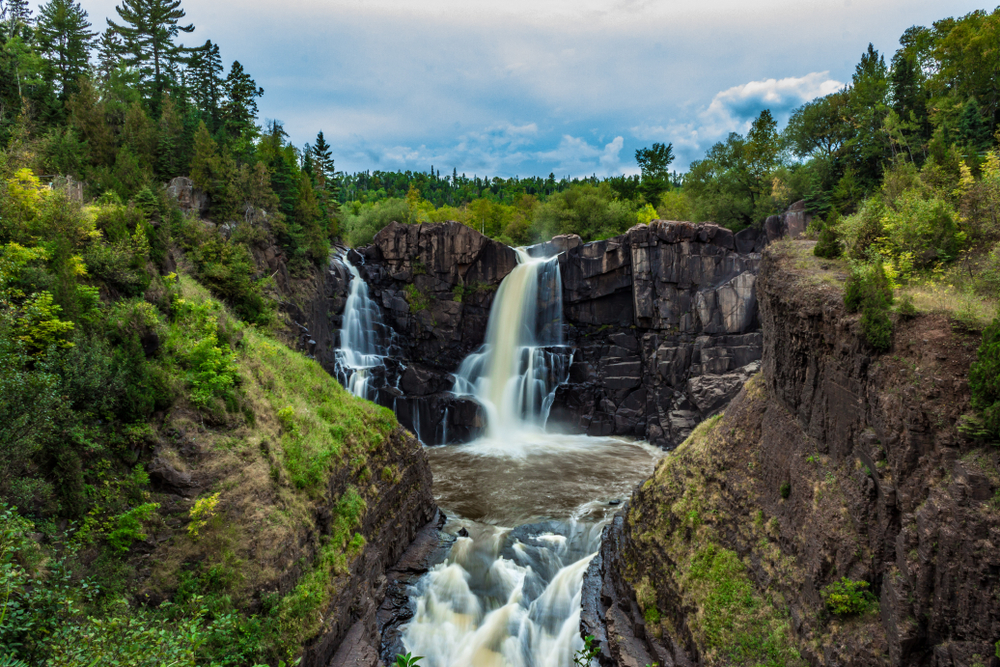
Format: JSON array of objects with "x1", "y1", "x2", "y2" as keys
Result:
[
  {"x1": 156, "y1": 92, "x2": 184, "y2": 178},
  {"x1": 311, "y1": 130, "x2": 336, "y2": 184},
  {"x1": 957, "y1": 97, "x2": 991, "y2": 155},
  {"x1": 36, "y1": 0, "x2": 96, "y2": 99},
  {"x1": 221, "y1": 60, "x2": 263, "y2": 140},
  {"x1": 813, "y1": 209, "x2": 843, "y2": 259},
  {"x1": 189, "y1": 120, "x2": 220, "y2": 193},
  {"x1": 3, "y1": 0, "x2": 32, "y2": 38},
  {"x1": 95, "y1": 29, "x2": 121, "y2": 81},
  {"x1": 188, "y1": 39, "x2": 223, "y2": 129},
  {"x1": 107, "y1": 0, "x2": 195, "y2": 99}
]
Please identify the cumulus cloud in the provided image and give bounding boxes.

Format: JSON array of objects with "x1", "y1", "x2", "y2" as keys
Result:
[
  {"x1": 631, "y1": 72, "x2": 844, "y2": 168},
  {"x1": 704, "y1": 72, "x2": 844, "y2": 129}
]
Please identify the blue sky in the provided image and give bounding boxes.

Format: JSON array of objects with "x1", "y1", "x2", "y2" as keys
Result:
[{"x1": 72, "y1": 0, "x2": 993, "y2": 177}]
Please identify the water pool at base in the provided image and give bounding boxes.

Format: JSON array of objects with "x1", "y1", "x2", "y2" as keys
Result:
[{"x1": 401, "y1": 433, "x2": 664, "y2": 667}]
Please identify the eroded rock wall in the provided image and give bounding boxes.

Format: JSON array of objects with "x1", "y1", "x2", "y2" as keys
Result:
[
  {"x1": 587, "y1": 241, "x2": 1000, "y2": 667},
  {"x1": 551, "y1": 220, "x2": 766, "y2": 447},
  {"x1": 337, "y1": 218, "x2": 768, "y2": 448}
]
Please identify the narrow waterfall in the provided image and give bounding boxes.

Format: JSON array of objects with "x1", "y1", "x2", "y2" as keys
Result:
[
  {"x1": 401, "y1": 246, "x2": 664, "y2": 667},
  {"x1": 335, "y1": 255, "x2": 387, "y2": 400},
  {"x1": 452, "y1": 248, "x2": 570, "y2": 437}
]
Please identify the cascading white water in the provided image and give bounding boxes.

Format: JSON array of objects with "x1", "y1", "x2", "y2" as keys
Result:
[
  {"x1": 402, "y1": 246, "x2": 664, "y2": 667},
  {"x1": 452, "y1": 248, "x2": 569, "y2": 437},
  {"x1": 335, "y1": 255, "x2": 387, "y2": 400}
]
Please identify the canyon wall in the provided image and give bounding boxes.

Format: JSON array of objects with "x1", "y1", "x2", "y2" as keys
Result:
[
  {"x1": 583, "y1": 240, "x2": 1000, "y2": 667},
  {"x1": 321, "y1": 218, "x2": 770, "y2": 448}
]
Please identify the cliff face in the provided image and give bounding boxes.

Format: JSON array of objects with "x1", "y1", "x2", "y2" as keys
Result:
[
  {"x1": 585, "y1": 240, "x2": 1000, "y2": 667},
  {"x1": 337, "y1": 219, "x2": 767, "y2": 448},
  {"x1": 551, "y1": 220, "x2": 765, "y2": 448}
]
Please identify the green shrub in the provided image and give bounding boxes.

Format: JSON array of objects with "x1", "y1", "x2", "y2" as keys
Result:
[
  {"x1": 820, "y1": 578, "x2": 876, "y2": 615},
  {"x1": 845, "y1": 259, "x2": 894, "y2": 351},
  {"x1": 813, "y1": 210, "x2": 843, "y2": 259},
  {"x1": 779, "y1": 481, "x2": 791, "y2": 499},
  {"x1": 970, "y1": 316, "x2": 1000, "y2": 438},
  {"x1": 106, "y1": 502, "x2": 159, "y2": 553}
]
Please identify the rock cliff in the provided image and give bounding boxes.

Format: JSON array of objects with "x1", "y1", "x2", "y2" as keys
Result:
[
  {"x1": 583, "y1": 240, "x2": 1000, "y2": 667},
  {"x1": 331, "y1": 218, "x2": 767, "y2": 448}
]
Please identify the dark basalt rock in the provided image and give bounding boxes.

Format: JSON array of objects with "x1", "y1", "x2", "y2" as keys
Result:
[{"x1": 321, "y1": 216, "x2": 773, "y2": 448}]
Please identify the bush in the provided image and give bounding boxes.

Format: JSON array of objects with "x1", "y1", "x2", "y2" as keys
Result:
[
  {"x1": 970, "y1": 316, "x2": 1000, "y2": 438},
  {"x1": 820, "y1": 578, "x2": 876, "y2": 615},
  {"x1": 845, "y1": 259, "x2": 894, "y2": 352},
  {"x1": 813, "y1": 210, "x2": 843, "y2": 259}
]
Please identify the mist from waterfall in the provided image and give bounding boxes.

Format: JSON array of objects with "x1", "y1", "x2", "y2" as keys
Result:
[
  {"x1": 452, "y1": 248, "x2": 570, "y2": 438},
  {"x1": 335, "y1": 255, "x2": 387, "y2": 400}
]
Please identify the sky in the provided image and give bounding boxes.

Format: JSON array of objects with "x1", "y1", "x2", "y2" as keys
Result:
[{"x1": 65, "y1": 0, "x2": 994, "y2": 177}]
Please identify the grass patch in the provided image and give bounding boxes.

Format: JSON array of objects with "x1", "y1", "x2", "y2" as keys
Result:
[{"x1": 684, "y1": 544, "x2": 800, "y2": 666}]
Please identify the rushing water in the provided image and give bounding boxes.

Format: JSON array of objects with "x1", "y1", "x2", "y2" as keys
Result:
[
  {"x1": 452, "y1": 249, "x2": 570, "y2": 438},
  {"x1": 401, "y1": 247, "x2": 665, "y2": 667},
  {"x1": 335, "y1": 255, "x2": 388, "y2": 400}
]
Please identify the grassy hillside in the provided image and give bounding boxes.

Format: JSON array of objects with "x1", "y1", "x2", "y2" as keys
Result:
[{"x1": 0, "y1": 163, "x2": 406, "y2": 666}]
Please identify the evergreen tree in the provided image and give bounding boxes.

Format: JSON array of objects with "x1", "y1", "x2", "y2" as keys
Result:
[
  {"x1": 957, "y1": 97, "x2": 991, "y2": 155},
  {"x1": 36, "y1": 0, "x2": 96, "y2": 100},
  {"x1": 155, "y1": 92, "x2": 184, "y2": 177},
  {"x1": 221, "y1": 60, "x2": 263, "y2": 140},
  {"x1": 95, "y1": 29, "x2": 121, "y2": 81},
  {"x1": 3, "y1": 0, "x2": 32, "y2": 38},
  {"x1": 188, "y1": 39, "x2": 223, "y2": 129},
  {"x1": 107, "y1": 0, "x2": 194, "y2": 99},
  {"x1": 813, "y1": 209, "x2": 843, "y2": 259},
  {"x1": 189, "y1": 120, "x2": 220, "y2": 193},
  {"x1": 311, "y1": 130, "x2": 336, "y2": 186}
]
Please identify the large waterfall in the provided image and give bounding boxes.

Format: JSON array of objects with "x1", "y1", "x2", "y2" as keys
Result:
[
  {"x1": 400, "y1": 247, "x2": 664, "y2": 667},
  {"x1": 452, "y1": 249, "x2": 570, "y2": 437},
  {"x1": 335, "y1": 255, "x2": 388, "y2": 400}
]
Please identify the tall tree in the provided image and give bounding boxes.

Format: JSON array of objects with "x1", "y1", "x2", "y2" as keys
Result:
[
  {"x1": 311, "y1": 130, "x2": 335, "y2": 183},
  {"x1": 635, "y1": 142, "x2": 674, "y2": 203},
  {"x1": 844, "y1": 43, "x2": 891, "y2": 188},
  {"x1": 2, "y1": 0, "x2": 32, "y2": 38},
  {"x1": 35, "y1": 0, "x2": 96, "y2": 100},
  {"x1": 221, "y1": 60, "x2": 263, "y2": 141},
  {"x1": 95, "y1": 28, "x2": 121, "y2": 81},
  {"x1": 106, "y1": 0, "x2": 194, "y2": 100},
  {"x1": 188, "y1": 39, "x2": 223, "y2": 127}
]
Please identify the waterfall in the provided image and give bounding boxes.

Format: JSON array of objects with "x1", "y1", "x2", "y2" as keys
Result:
[
  {"x1": 335, "y1": 255, "x2": 387, "y2": 400},
  {"x1": 452, "y1": 248, "x2": 570, "y2": 437}
]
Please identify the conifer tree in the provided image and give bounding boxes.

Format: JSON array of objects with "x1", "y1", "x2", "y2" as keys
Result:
[
  {"x1": 221, "y1": 60, "x2": 263, "y2": 140},
  {"x1": 36, "y1": 0, "x2": 96, "y2": 100},
  {"x1": 107, "y1": 0, "x2": 194, "y2": 99},
  {"x1": 95, "y1": 29, "x2": 121, "y2": 81},
  {"x1": 189, "y1": 120, "x2": 220, "y2": 193},
  {"x1": 3, "y1": 0, "x2": 32, "y2": 38},
  {"x1": 156, "y1": 92, "x2": 184, "y2": 177},
  {"x1": 311, "y1": 130, "x2": 336, "y2": 186},
  {"x1": 188, "y1": 39, "x2": 223, "y2": 128}
]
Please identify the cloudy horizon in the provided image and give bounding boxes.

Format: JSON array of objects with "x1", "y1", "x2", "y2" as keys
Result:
[{"x1": 52, "y1": 0, "x2": 994, "y2": 177}]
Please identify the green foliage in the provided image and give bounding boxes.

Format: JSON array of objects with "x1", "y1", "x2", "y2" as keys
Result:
[
  {"x1": 845, "y1": 259, "x2": 895, "y2": 351},
  {"x1": 779, "y1": 481, "x2": 791, "y2": 499},
  {"x1": 684, "y1": 544, "x2": 800, "y2": 666},
  {"x1": 820, "y1": 578, "x2": 877, "y2": 615},
  {"x1": 813, "y1": 210, "x2": 843, "y2": 259},
  {"x1": 404, "y1": 284, "x2": 429, "y2": 312},
  {"x1": 394, "y1": 653, "x2": 423, "y2": 667},
  {"x1": 106, "y1": 502, "x2": 159, "y2": 553},
  {"x1": 969, "y1": 316, "x2": 1000, "y2": 437},
  {"x1": 573, "y1": 635, "x2": 601, "y2": 667}
]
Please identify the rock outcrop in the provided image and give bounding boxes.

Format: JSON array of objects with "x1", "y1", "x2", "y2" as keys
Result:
[
  {"x1": 331, "y1": 217, "x2": 768, "y2": 448},
  {"x1": 585, "y1": 240, "x2": 1000, "y2": 667},
  {"x1": 551, "y1": 220, "x2": 765, "y2": 447}
]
